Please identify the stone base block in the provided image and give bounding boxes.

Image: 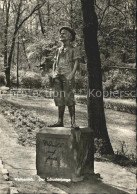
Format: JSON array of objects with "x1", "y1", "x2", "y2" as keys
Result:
[{"x1": 36, "y1": 127, "x2": 94, "y2": 181}]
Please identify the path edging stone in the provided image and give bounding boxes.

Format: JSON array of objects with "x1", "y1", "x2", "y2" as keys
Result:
[{"x1": 0, "y1": 158, "x2": 19, "y2": 193}]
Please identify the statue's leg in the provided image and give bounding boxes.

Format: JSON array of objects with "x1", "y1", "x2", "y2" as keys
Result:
[
  {"x1": 58, "y1": 106, "x2": 65, "y2": 126},
  {"x1": 48, "y1": 76, "x2": 65, "y2": 127},
  {"x1": 68, "y1": 105, "x2": 79, "y2": 129},
  {"x1": 62, "y1": 76, "x2": 78, "y2": 128},
  {"x1": 48, "y1": 106, "x2": 65, "y2": 127}
]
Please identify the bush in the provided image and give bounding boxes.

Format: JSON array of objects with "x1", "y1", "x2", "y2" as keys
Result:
[
  {"x1": 10, "y1": 70, "x2": 27, "y2": 87},
  {"x1": 10, "y1": 71, "x2": 17, "y2": 87},
  {"x1": 21, "y1": 72, "x2": 42, "y2": 89},
  {"x1": 103, "y1": 69, "x2": 136, "y2": 95},
  {"x1": 75, "y1": 73, "x2": 87, "y2": 94},
  {"x1": 76, "y1": 96, "x2": 136, "y2": 114},
  {"x1": 0, "y1": 72, "x2": 6, "y2": 86},
  {"x1": 10, "y1": 70, "x2": 51, "y2": 89},
  {"x1": 0, "y1": 101, "x2": 45, "y2": 146},
  {"x1": 41, "y1": 74, "x2": 50, "y2": 89}
]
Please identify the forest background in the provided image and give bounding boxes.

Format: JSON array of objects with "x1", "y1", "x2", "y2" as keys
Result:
[{"x1": 0, "y1": 0, "x2": 135, "y2": 98}]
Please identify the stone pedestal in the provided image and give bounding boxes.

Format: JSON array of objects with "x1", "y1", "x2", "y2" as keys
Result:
[{"x1": 36, "y1": 127, "x2": 94, "y2": 181}]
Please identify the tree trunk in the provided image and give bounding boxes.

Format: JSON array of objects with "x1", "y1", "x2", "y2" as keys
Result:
[
  {"x1": 38, "y1": 8, "x2": 45, "y2": 35},
  {"x1": 70, "y1": 0, "x2": 73, "y2": 28},
  {"x1": 4, "y1": 26, "x2": 8, "y2": 69},
  {"x1": 6, "y1": 35, "x2": 16, "y2": 87},
  {"x1": 5, "y1": 0, "x2": 22, "y2": 87},
  {"x1": 81, "y1": 0, "x2": 113, "y2": 154},
  {"x1": 5, "y1": 0, "x2": 45, "y2": 87},
  {"x1": 22, "y1": 38, "x2": 31, "y2": 69},
  {"x1": 47, "y1": 0, "x2": 50, "y2": 24},
  {"x1": 3, "y1": 0, "x2": 11, "y2": 86}
]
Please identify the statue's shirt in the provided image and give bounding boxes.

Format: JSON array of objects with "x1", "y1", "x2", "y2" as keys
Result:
[{"x1": 54, "y1": 45, "x2": 80, "y2": 77}]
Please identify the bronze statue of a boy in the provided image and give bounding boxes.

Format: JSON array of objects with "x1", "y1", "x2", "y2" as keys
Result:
[{"x1": 49, "y1": 27, "x2": 80, "y2": 129}]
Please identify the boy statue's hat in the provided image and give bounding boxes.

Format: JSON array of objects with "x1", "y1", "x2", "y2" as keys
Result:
[{"x1": 59, "y1": 26, "x2": 76, "y2": 41}]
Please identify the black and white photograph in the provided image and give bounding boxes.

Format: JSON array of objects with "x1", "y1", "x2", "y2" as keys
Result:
[{"x1": 0, "y1": 0, "x2": 136, "y2": 193}]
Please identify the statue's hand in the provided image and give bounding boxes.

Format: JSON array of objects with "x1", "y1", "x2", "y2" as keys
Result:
[
  {"x1": 52, "y1": 72, "x2": 57, "y2": 78},
  {"x1": 66, "y1": 73, "x2": 74, "y2": 80}
]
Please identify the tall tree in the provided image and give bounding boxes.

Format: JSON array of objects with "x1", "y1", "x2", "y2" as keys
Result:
[
  {"x1": 2, "y1": 0, "x2": 11, "y2": 79},
  {"x1": 81, "y1": 0, "x2": 114, "y2": 154},
  {"x1": 2, "y1": 0, "x2": 46, "y2": 86}
]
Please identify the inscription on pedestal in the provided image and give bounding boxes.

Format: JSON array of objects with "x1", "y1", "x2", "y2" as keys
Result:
[{"x1": 43, "y1": 139, "x2": 64, "y2": 163}]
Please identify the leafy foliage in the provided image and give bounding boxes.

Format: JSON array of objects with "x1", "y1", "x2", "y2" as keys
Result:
[
  {"x1": 96, "y1": 0, "x2": 135, "y2": 65},
  {"x1": 0, "y1": 0, "x2": 135, "y2": 96},
  {"x1": 21, "y1": 72, "x2": 42, "y2": 88},
  {"x1": 0, "y1": 73, "x2": 6, "y2": 86},
  {"x1": 0, "y1": 101, "x2": 45, "y2": 146},
  {"x1": 103, "y1": 69, "x2": 136, "y2": 92}
]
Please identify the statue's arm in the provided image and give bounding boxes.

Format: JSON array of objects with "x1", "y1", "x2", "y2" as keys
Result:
[
  {"x1": 67, "y1": 47, "x2": 80, "y2": 80},
  {"x1": 67, "y1": 59, "x2": 79, "y2": 80},
  {"x1": 52, "y1": 49, "x2": 58, "y2": 78}
]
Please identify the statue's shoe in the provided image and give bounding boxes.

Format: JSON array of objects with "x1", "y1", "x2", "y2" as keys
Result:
[
  {"x1": 48, "y1": 122, "x2": 64, "y2": 127},
  {"x1": 71, "y1": 124, "x2": 80, "y2": 130}
]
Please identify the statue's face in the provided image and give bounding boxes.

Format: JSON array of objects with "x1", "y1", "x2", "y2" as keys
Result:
[{"x1": 60, "y1": 29, "x2": 72, "y2": 42}]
